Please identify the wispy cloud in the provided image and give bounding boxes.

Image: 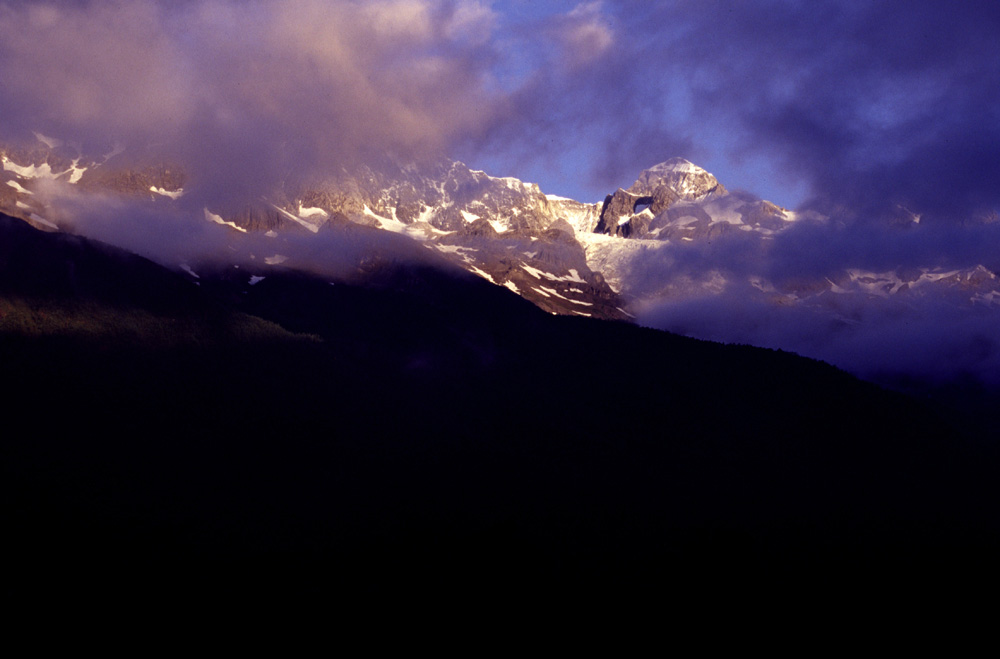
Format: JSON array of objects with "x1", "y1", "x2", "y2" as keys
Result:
[
  {"x1": 3, "y1": 1, "x2": 997, "y2": 220},
  {"x1": 4, "y1": 0, "x2": 1000, "y2": 387},
  {"x1": 0, "y1": 0, "x2": 504, "y2": 202}
]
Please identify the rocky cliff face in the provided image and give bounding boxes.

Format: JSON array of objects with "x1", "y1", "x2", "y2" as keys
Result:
[
  {"x1": 594, "y1": 158, "x2": 727, "y2": 239},
  {"x1": 1, "y1": 140, "x2": 632, "y2": 320},
  {"x1": 3, "y1": 137, "x2": 999, "y2": 327}
]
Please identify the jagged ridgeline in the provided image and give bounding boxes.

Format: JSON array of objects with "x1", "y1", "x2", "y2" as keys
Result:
[{"x1": 6, "y1": 140, "x2": 998, "y2": 338}]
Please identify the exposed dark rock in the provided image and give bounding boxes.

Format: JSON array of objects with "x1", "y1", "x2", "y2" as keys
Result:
[
  {"x1": 461, "y1": 217, "x2": 499, "y2": 238},
  {"x1": 595, "y1": 188, "x2": 655, "y2": 236}
]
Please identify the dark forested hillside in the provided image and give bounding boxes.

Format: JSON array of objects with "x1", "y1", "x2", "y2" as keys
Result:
[{"x1": 3, "y1": 213, "x2": 997, "y2": 603}]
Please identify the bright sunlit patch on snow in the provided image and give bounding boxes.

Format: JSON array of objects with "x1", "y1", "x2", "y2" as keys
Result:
[
  {"x1": 180, "y1": 264, "x2": 200, "y2": 279},
  {"x1": 522, "y1": 264, "x2": 587, "y2": 284},
  {"x1": 1, "y1": 154, "x2": 85, "y2": 184},
  {"x1": 6, "y1": 180, "x2": 32, "y2": 194},
  {"x1": 150, "y1": 186, "x2": 184, "y2": 199},
  {"x1": 434, "y1": 243, "x2": 478, "y2": 264},
  {"x1": 264, "y1": 254, "x2": 288, "y2": 265},
  {"x1": 503, "y1": 280, "x2": 520, "y2": 294},
  {"x1": 273, "y1": 204, "x2": 320, "y2": 233},
  {"x1": 363, "y1": 204, "x2": 413, "y2": 235},
  {"x1": 2, "y1": 157, "x2": 56, "y2": 180},
  {"x1": 29, "y1": 213, "x2": 57, "y2": 229},
  {"x1": 435, "y1": 244, "x2": 479, "y2": 254},
  {"x1": 298, "y1": 204, "x2": 329, "y2": 219},
  {"x1": 538, "y1": 285, "x2": 569, "y2": 300},
  {"x1": 846, "y1": 269, "x2": 907, "y2": 297},
  {"x1": 249, "y1": 275, "x2": 265, "y2": 285},
  {"x1": 915, "y1": 269, "x2": 961, "y2": 284},
  {"x1": 204, "y1": 208, "x2": 247, "y2": 233},
  {"x1": 468, "y1": 265, "x2": 496, "y2": 283},
  {"x1": 66, "y1": 159, "x2": 86, "y2": 184},
  {"x1": 416, "y1": 204, "x2": 436, "y2": 224}
]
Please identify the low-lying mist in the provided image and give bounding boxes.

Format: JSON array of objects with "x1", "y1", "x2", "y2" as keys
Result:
[
  {"x1": 32, "y1": 177, "x2": 452, "y2": 286},
  {"x1": 639, "y1": 286, "x2": 1000, "y2": 389},
  {"x1": 632, "y1": 215, "x2": 1000, "y2": 389}
]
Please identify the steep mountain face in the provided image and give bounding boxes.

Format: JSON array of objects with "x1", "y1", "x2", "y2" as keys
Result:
[
  {"x1": 595, "y1": 157, "x2": 727, "y2": 238},
  {"x1": 0, "y1": 143, "x2": 629, "y2": 319},
  {"x1": 4, "y1": 137, "x2": 999, "y2": 334}
]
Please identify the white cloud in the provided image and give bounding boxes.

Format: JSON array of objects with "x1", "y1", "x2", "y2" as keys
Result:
[{"x1": 558, "y1": 1, "x2": 613, "y2": 66}]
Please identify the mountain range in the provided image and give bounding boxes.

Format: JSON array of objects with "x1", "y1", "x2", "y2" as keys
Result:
[
  {"x1": 4, "y1": 137, "x2": 1000, "y2": 603},
  {"x1": 6, "y1": 138, "x2": 999, "y2": 339}
]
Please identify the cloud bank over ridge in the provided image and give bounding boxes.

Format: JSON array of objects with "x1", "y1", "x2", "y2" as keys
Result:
[
  {"x1": 4, "y1": 0, "x2": 998, "y2": 224},
  {"x1": 0, "y1": 0, "x2": 505, "y2": 202},
  {"x1": 3, "y1": 0, "x2": 1000, "y2": 389}
]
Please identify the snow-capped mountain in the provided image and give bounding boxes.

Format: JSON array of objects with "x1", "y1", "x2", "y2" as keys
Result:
[
  {"x1": 4, "y1": 136, "x2": 999, "y2": 333},
  {"x1": 1, "y1": 141, "x2": 630, "y2": 319}
]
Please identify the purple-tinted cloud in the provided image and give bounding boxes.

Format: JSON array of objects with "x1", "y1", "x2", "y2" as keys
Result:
[
  {"x1": 639, "y1": 282, "x2": 1000, "y2": 388},
  {"x1": 473, "y1": 0, "x2": 1000, "y2": 391},
  {"x1": 0, "y1": 0, "x2": 504, "y2": 202},
  {"x1": 8, "y1": 0, "x2": 995, "y2": 225},
  {"x1": 34, "y1": 174, "x2": 449, "y2": 284},
  {"x1": 673, "y1": 0, "x2": 1000, "y2": 224},
  {"x1": 624, "y1": 1, "x2": 1000, "y2": 221},
  {"x1": 468, "y1": 1, "x2": 1000, "y2": 222},
  {"x1": 4, "y1": 0, "x2": 1000, "y2": 388}
]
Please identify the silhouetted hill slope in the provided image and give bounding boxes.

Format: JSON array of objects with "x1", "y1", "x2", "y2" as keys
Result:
[
  {"x1": 0, "y1": 213, "x2": 201, "y2": 311},
  {"x1": 2, "y1": 213, "x2": 998, "y2": 603}
]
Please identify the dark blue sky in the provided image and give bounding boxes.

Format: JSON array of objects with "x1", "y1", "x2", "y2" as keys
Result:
[{"x1": 464, "y1": 1, "x2": 1000, "y2": 217}]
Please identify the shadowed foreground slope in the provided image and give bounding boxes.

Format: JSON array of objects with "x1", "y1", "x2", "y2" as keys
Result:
[{"x1": 2, "y1": 214, "x2": 997, "y2": 602}]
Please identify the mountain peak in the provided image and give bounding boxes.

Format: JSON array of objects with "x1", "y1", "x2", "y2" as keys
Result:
[
  {"x1": 628, "y1": 157, "x2": 724, "y2": 200},
  {"x1": 645, "y1": 157, "x2": 705, "y2": 175}
]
